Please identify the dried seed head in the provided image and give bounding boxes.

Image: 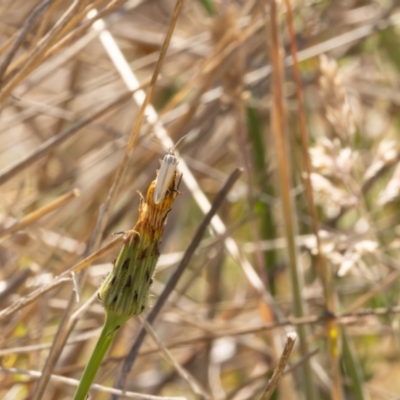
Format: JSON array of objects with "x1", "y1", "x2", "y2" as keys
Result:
[
  {"x1": 377, "y1": 162, "x2": 400, "y2": 206},
  {"x1": 99, "y1": 172, "x2": 180, "y2": 322},
  {"x1": 319, "y1": 54, "x2": 355, "y2": 140}
]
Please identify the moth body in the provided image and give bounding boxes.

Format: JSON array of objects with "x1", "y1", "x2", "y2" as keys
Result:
[{"x1": 153, "y1": 152, "x2": 179, "y2": 204}]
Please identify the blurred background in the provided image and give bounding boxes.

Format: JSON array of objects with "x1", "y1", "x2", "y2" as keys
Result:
[{"x1": 1, "y1": 0, "x2": 400, "y2": 399}]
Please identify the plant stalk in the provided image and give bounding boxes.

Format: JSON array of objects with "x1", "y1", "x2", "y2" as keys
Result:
[{"x1": 72, "y1": 312, "x2": 122, "y2": 400}]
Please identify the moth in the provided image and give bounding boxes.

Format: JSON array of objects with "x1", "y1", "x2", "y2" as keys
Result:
[
  {"x1": 153, "y1": 149, "x2": 179, "y2": 204},
  {"x1": 153, "y1": 133, "x2": 191, "y2": 204}
]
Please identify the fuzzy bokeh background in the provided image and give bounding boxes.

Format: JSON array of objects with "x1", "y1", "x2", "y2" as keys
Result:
[{"x1": 1, "y1": 1, "x2": 400, "y2": 399}]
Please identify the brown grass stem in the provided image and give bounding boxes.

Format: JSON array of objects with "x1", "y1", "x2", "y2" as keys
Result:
[
  {"x1": 140, "y1": 315, "x2": 210, "y2": 399},
  {"x1": 0, "y1": 0, "x2": 56, "y2": 81},
  {"x1": 126, "y1": 0, "x2": 184, "y2": 152},
  {"x1": 0, "y1": 188, "x2": 80, "y2": 240},
  {"x1": 0, "y1": 367, "x2": 186, "y2": 400},
  {"x1": 0, "y1": 237, "x2": 123, "y2": 321},
  {"x1": 0, "y1": 90, "x2": 133, "y2": 185},
  {"x1": 0, "y1": 0, "x2": 84, "y2": 103},
  {"x1": 283, "y1": 0, "x2": 342, "y2": 398},
  {"x1": 267, "y1": 0, "x2": 316, "y2": 398},
  {"x1": 259, "y1": 332, "x2": 297, "y2": 400}
]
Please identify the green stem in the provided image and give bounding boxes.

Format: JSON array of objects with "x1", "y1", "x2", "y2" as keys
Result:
[{"x1": 73, "y1": 312, "x2": 124, "y2": 400}]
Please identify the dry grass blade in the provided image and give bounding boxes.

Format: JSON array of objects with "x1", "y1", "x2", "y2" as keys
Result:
[
  {"x1": 0, "y1": 236, "x2": 123, "y2": 321},
  {"x1": 267, "y1": 0, "x2": 316, "y2": 398},
  {"x1": 0, "y1": 90, "x2": 133, "y2": 185},
  {"x1": 259, "y1": 332, "x2": 297, "y2": 400},
  {"x1": 0, "y1": 0, "x2": 56, "y2": 81},
  {"x1": 0, "y1": 367, "x2": 186, "y2": 399},
  {"x1": 140, "y1": 315, "x2": 210, "y2": 399},
  {"x1": 0, "y1": 188, "x2": 79, "y2": 240}
]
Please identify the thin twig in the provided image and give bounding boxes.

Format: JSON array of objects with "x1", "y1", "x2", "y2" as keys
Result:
[
  {"x1": 8, "y1": 302, "x2": 400, "y2": 359},
  {"x1": 0, "y1": 91, "x2": 133, "y2": 186},
  {"x1": 0, "y1": 0, "x2": 56, "y2": 82},
  {"x1": 0, "y1": 188, "x2": 80, "y2": 240},
  {"x1": 0, "y1": 367, "x2": 186, "y2": 400},
  {"x1": 259, "y1": 332, "x2": 297, "y2": 400},
  {"x1": 0, "y1": 0, "x2": 83, "y2": 103},
  {"x1": 0, "y1": 236, "x2": 122, "y2": 321},
  {"x1": 140, "y1": 316, "x2": 210, "y2": 399},
  {"x1": 226, "y1": 347, "x2": 318, "y2": 400}
]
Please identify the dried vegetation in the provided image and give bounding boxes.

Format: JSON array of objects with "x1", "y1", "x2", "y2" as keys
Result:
[{"x1": 1, "y1": 0, "x2": 400, "y2": 399}]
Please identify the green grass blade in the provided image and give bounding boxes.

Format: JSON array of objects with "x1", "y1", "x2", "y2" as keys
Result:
[
  {"x1": 341, "y1": 329, "x2": 370, "y2": 400},
  {"x1": 247, "y1": 105, "x2": 277, "y2": 293},
  {"x1": 198, "y1": 0, "x2": 216, "y2": 17}
]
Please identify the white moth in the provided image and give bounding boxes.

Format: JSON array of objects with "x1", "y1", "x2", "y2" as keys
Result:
[
  {"x1": 152, "y1": 132, "x2": 192, "y2": 205},
  {"x1": 153, "y1": 149, "x2": 179, "y2": 204}
]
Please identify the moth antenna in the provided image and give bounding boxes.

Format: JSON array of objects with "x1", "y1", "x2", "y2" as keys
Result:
[{"x1": 172, "y1": 132, "x2": 191, "y2": 153}]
